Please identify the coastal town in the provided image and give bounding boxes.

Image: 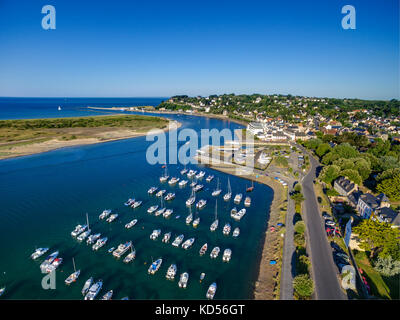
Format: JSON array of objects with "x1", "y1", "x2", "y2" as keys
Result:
[{"x1": 144, "y1": 93, "x2": 400, "y2": 300}]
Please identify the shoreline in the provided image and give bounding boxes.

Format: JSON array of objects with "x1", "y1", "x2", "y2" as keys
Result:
[
  {"x1": 0, "y1": 119, "x2": 181, "y2": 161},
  {"x1": 86, "y1": 106, "x2": 250, "y2": 127},
  {"x1": 194, "y1": 155, "x2": 287, "y2": 299}
]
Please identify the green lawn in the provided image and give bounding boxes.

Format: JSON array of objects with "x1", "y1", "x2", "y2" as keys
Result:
[{"x1": 353, "y1": 250, "x2": 399, "y2": 300}]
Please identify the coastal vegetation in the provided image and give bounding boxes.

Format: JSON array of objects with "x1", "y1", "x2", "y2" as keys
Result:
[{"x1": 0, "y1": 114, "x2": 169, "y2": 159}]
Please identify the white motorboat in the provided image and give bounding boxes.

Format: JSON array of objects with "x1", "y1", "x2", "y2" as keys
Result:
[
  {"x1": 125, "y1": 219, "x2": 138, "y2": 229},
  {"x1": 163, "y1": 208, "x2": 173, "y2": 218},
  {"x1": 192, "y1": 217, "x2": 200, "y2": 228},
  {"x1": 182, "y1": 237, "x2": 195, "y2": 250},
  {"x1": 81, "y1": 277, "x2": 93, "y2": 296},
  {"x1": 84, "y1": 280, "x2": 103, "y2": 300},
  {"x1": 92, "y1": 237, "x2": 108, "y2": 250},
  {"x1": 233, "y1": 227, "x2": 240, "y2": 237},
  {"x1": 223, "y1": 223, "x2": 231, "y2": 236},
  {"x1": 172, "y1": 234, "x2": 184, "y2": 247},
  {"x1": 156, "y1": 189, "x2": 166, "y2": 197},
  {"x1": 179, "y1": 179, "x2": 188, "y2": 187},
  {"x1": 112, "y1": 241, "x2": 132, "y2": 258},
  {"x1": 166, "y1": 264, "x2": 177, "y2": 280},
  {"x1": 162, "y1": 232, "x2": 171, "y2": 243},
  {"x1": 234, "y1": 193, "x2": 243, "y2": 204},
  {"x1": 131, "y1": 200, "x2": 142, "y2": 208},
  {"x1": 178, "y1": 272, "x2": 189, "y2": 288},
  {"x1": 206, "y1": 282, "x2": 217, "y2": 299},
  {"x1": 106, "y1": 214, "x2": 118, "y2": 223},
  {"x1": 148, "y1": 258, "x2": 162, "y2": 274},
  {"x1": 148, "y1": 186, "x2": 158, "y2": 194},
  {"x1": 210, "y1": 247, "x2": 220, "y2": 259},
  {"x1": 31, "y1": 247, "x2": 49, "y2": 260},
  {"x1": 147, "y1": 205, "x2": 158, "y2": 214},
  {"x1": 99, "y1": 209, "x2": 112, "y2": 219},
  {"x1": 222, "y1": 248, "x2": 232, "y2": 262},
  {"x1": 244, "y1": 197, "x2": 251, "y2": 207},
  {"x1": 150, "y1": 229, "x2": 161, "y2": 240},
  {"x1": 199, "y1": 243, "x2": 208, "y2": 256},
  {"x1": 206, "y1": 175, "x2": 214, "y2": 182},
  {"x1": 196, "y1": 199, "x2": 206, "y2": 209}
]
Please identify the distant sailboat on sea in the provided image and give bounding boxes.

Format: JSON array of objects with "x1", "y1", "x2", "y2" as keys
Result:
[{"x1": 58, "y1": 106, "x2": 62, "y2": 111}]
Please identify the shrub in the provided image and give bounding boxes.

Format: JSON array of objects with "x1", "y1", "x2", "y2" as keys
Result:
[
  {"x1": 296, "y1": 254, "x2": 311, "y2": 275},
  {"x1": 374, "y1": 256, "x2": 400, "y2": 276},
  {"x1": 294, "y1": 221, "x2": 306, "y2": 234},
  {"x1": 294, "y1": 233, "x2": 306, "y2": 247},
  {"x1": 293, "y1": 274, "x2": 314, "y2": 299}
]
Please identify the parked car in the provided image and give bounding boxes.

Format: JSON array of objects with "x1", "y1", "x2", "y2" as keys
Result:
[
  {"x1": 325, "y1": 220, "x2": 336, "y2": 227},
  {"x1": 330, "y1": 242, "x2": 342, "y2": 252},
  {"x1": 322, "y1": 212, "x2": 332, "y2": 219}
]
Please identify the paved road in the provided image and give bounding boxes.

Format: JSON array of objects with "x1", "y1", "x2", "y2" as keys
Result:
[
  {"x1": 300, "y1": 149, "x2": 346, "y2": 300},
  {"x1": 280, "y1": 183, "x2": 296, "y2": 300}
]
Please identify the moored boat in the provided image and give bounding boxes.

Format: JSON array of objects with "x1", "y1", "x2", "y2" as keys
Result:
[
  {"x1": 206, "y1": 282, "x2": 217, "y2": 299},
  {"x1": 163, "y1": 208, "x2": 173, "y2": 218},
  {"x1": 244, "y1": 197, "x2": 251, "y2": 207},
  {"x1": 162, "y1": 232, "x2": 171, "y2": 243},
  {"x1": 179, "y1": 179, "x2": 188, "y2": 187},
  {"x1": 168, "y1": 177, "x2": 180, "y2": 185},
  {"x1": 172, "y1": 234, "x2": 184, "y2": 247},
  {"x1": 223, "y1": 178, "x2": 232, "y2": 201},
  {"x1": 92, "y1": 237, "x2": 108, "y2": 250},
  {"x1": 147, "y1": 205, "x2": 159, "y2": 214},
  {"x1": 196, "y1": 199, "x2": 206, "y2": 209},
  {"x1": 164, "y1": 192, "x2": 175, "y2": 201},
  {"x1": 125, "y1": 219, "x2": 138, "y2": 229},
  {"x1": 222, "y1": 248, "x2": 232, "y2": 262},
  {"x1": 166, "y1": 264, "x2": 177, "y2": 280},
  {"x1": 210, "y1": 247, "x2": 220, "y2": 259},
  {"x1": 223, "y1": 223, "x2": 231, "y2": 236},
  {"x1": 81, "y1": 277, "x2": 93, "y2": 296},
  {"x1": 234, "y1": 193, "x2": 243, "y2": 204},
  {"x1": 99, "y1": 209, "x2": 112, "y2": 219},
  {"x1": 205, "y1": 175, "x2": 214, "y2": 182},
  {"x1": 87, "y1": 233, "x2": 101, "y2": 245},
  {"x1": 178, "y1": 272, "x2": 189, "y2": 288},
  {"x1": 84, "y1": 280, "x2": 103, "y2": 300},
  {"x1": 182, "y1": 237, "x2": 195, "y2": 250},
  {"x1": 113, "y1": 241, "x2": 132, "y2": 258},
  {"x1": 199, "y1": 243, "x2": 208, "y2": 256},
  {"x1": 123, "y1": 247, "x2": 136, "y2": 263},
  {"x1": 150, "y1": 229, "x2": 161, "y2": 240},
  {"x1": 102, "y1": 290, "x2": 113, "y2": 300},
  {"x1": 131, "y1": 200, "x2": 142, "y2": 208},
  {"x1": 148, "y1": 186, "x2": 158, "y2": 194},
  {"x1": 65, "y1": 258, "x2": 80, "y2": 285},
  {"x1": 148, "y1": 258, "x2": 162, "y2": 274},
  {"x1": 31, "y1": 247, "x2": 49, "y2": 260},
  {"x1": 106, "y1": 214, "x2": 118, "y2": 223},
  {"x1": 192, "y1": 217, "x2": 200, "y2": 228},
  {"x1": 124, "y1": 198, "x2": 135, "y2": 206},
  {"x1": 233, "y1": 227, "x2": 240, "y2": 237},
  {"x1": 156, "y1": 189, "x2": 166, "y2": 197}
]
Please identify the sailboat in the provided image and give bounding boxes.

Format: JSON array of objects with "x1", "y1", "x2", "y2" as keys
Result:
[
  {"x1": 211, "y1": 178, "x2": 222, "y2": 196},
  {"x1": 186, "y1": 206, "x2": 193, "y2": 225},
  {"x1": 223, "y1": 178, "x2": 232, "y2": 201},
  {"x1": 77, "y1": 213, "x2": 91, "y2": 241},
  {"x1": 160, "y1": 165, "x2": 169, "y2": 182},
  {"x1": 210, "y1": 200, "x2": 219, "y2": 232},
  {"x1": 186, "y1": 187, "x2": 196, "y2": 206},
  {"x1": 246, "y1": 180, "x2": 254, "y2": 192},
  {"x1": 58, "y1": 106, "x2": 62, "y2": 111},
  {"x1": 155, "y1": 197, "x2": 166, "y2": 216},
  {"x1": 65, "y1": 257, "x2": 81, "y2": 285}
]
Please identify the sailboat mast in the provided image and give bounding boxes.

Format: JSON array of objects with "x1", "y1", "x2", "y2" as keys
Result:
[
  {"x1": 72, "y1": 257, "x2": 76, "y2": 272},
  {"x1": 86, "y1": 213, "x2": 90, "y2": 230},
  {"x1": 215, "y1": 199, "x2": 218, "y2": 219}
]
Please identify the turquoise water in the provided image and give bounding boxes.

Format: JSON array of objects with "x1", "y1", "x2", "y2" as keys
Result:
[{"x1": 0, "y1": 98, "x2": 273, "y2": 300}]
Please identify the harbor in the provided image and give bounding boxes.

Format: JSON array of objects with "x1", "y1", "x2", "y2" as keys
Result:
[{"x1": 0, "y1": 102, "x2": 274, "y2": 300}]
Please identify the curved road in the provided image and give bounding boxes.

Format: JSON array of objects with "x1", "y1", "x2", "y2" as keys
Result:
[{"x1": 300, "y1": 147, "x2": 346, "y2": 300}]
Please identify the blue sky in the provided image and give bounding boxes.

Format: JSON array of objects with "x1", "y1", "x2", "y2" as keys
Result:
[{"x1": 0, "y1": 0, "x2": 398, "y2": 99}]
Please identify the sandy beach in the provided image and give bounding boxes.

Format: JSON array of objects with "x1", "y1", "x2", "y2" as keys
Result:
[{"x1": 195, "y1": 155, "x2": 287, "y2": 299}]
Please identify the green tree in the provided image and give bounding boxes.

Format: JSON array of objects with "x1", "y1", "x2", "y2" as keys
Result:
[
  {"x1": 319, "y1": 165, "x2": 341, "y2": 184},
  {"x1": 353, "y1": 220, "x2": 400, "y2": 260},
  {"x1": 316, "y1": 143, "x2": 331, "y2": 158},
  {"x1": 377, "y1": 173, "x2": 400, "y2": 201},
  {"x1": 374, "y1": 256, "x2": 400, "y2": 276},
  {"x1": 340, "y1": 169, "x2": 362, "y2": 185},
  {"x1": 293, "y1": 274, "x2": 314, "y2": 299}
]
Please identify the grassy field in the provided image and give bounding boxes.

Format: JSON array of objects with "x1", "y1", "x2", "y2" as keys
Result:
[{"x1": 353, "y1": 250, "x2": 399, "y2": 300}]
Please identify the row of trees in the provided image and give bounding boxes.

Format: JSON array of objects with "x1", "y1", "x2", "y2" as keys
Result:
[{"x1": 301, "y1": 134, "x2": 400, "y2": 201}]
